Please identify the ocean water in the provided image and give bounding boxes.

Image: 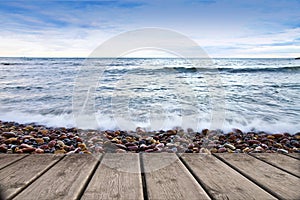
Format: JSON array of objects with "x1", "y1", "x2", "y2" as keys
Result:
[{"x1": 0, "y1": 57, "x2": 299, "y2": 133}]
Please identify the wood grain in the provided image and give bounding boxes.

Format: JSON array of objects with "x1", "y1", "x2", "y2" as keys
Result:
[
  {"x1": 286, "y1": 153, "x2": 300, "y2": 160},
  {"x1": 14, "y1": 154, "x2": 99, "y2": 200},
  {"x1": 180, "y1": 154, "x2": 276, "y2": 200},
  {"x1": 142, "y1": 153, "x2": 210, "y2": 200},
  {"x1": 0, "y1": 154, "x2": 27, "y2": 170},
  {"x1": 0, "y1": 154, "x2": 62, "y2": 199},
  {"x1": 216, "y1": 153, "x2": 300, "y2": 199},
  {"x1": 250, "y1": 153, "x2": 300, "y2": 177},
  {"x1": 82, "y1": 153, "x2": 143, "y2": 200}
]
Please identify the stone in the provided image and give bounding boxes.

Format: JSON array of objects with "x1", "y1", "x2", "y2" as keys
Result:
[
  {"x1": 2, "y1": 132, "x2": 16, "y2": 138},
  {"x1": 277, "y1": 148, "x2": 288, "y2": 154},
  {"x1": 218, "y1": 147, "x2": 227, "y2": 153},
  {"x1": 78, "y1": 143, "x2": 87, "y2": 150},
  {"x1": 116, "y1": 149, "x2": 126, "y2": 153},
  {"x1": 210, "y1": 148, "x2": 218, "y2": 153},
  {"x1": 199, "y1": 147, "x2": 210, "y2": 154},
  {"x1": 48, "y1": 140, "x2": 56, "y2": 148},
  {"x1": 35, "y1": 148, "x2": 44, "y2": 153},
  {"x1": 115, "y1": 144, "x2": 127, "y2": 150},
  {"x1": 224, "y1": 143, "x2": 236, "y2": 150},
  {"x1": 35, "y1": 138, "x2": 44, "y2": 145},
  {"x1": 254, "y1": 146, "x2": 264, "y2": 152},
  {"x1": 127, "y1": 145, "x2": 138, "y2": 151},
  {"x1": 54, "y1": 149, "x2": 66, "y2": 154},
  {"x1": 0, "y1": 144, "x2": 8, "y2": 153},
  {"x1": 22, "y1": 147, "x2": 36, "y2": 153}
]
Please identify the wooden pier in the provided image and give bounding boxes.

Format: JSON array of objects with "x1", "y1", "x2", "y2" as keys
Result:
[{"x1": 0, "y1": 153, "x2": 299, "y2": 200}]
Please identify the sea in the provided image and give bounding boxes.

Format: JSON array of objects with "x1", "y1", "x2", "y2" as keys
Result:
[{"x1": 0, "y1": 57, "x2": 299, "y2": 134}]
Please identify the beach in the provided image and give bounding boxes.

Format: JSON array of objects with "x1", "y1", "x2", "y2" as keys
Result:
[
  {"x1": 0, "y1": 120, "x2": 299, "y2": 154},
  {"x1": 0, "y1": 57, "x2": 300, "y2": 155}
]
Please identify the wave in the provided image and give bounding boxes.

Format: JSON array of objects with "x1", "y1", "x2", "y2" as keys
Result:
[
  {"x1": 1, "y1": 110, "x2": 299, "y2": 134},
  {"x1": 103, "y1": 65, "x2": 300, "y2": 74},
  {"x1": 168, "y1": 66, "x2": 300, "y2": 73}
]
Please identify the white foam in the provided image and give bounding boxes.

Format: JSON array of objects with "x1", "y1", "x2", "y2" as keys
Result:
[{"x1": 0, "y1": 110, "x2": 299, "y2": 134}]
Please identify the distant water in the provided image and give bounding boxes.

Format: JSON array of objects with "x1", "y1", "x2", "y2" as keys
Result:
[{"x1": 0, "y1": 57, "x2": 299, "y2": 133}]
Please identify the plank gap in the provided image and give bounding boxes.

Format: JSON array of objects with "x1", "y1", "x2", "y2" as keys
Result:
[
  {"x1": 249, "y1": 153, "x2": 300, "y2": 179},
  {"x1": 213, "y1": 154, "x2": 282, "y2": 200},
  {"x1": 7, "y1": 155, "x2": 65, "y2": 200},
  {"x1": 177, "y1": 153, "x2": 215, "y2": 200},
  {"x1": 0, "y1": 155, "x2": 29, "y2": 170},
  {"x1": 76, "y1": 154, "x2": 104, "y2": 200},
  {"x1": 140, "y1": 153, "x2": 149, "y2": 200},
  {"x1": 283, "y1": 153, "x2": 300, "y2": 160}
]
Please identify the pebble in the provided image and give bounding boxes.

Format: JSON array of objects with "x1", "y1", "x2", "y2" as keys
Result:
[
  {"x1": 224, "y1": 143, "x2": 236, "y2": 150},
  {"x1": 277, "y1": 148, "x2": 288, "y2": 154},
  {"x1": 0, "y1": 120, "x2": 299, "y2": 154},
  {"x1": 218, "y1": 147, "x2": 227, "y2": 153}
]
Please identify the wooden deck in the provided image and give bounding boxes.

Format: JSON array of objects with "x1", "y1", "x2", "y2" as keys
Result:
[{"x1": 0, "y1": 153, "x2": 299, "y2": 200}]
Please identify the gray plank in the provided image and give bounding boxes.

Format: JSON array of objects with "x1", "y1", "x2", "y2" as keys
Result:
[
  {"x1": 181, "y1": 154, "x2": 276, "y2": 200},
  {"x1": 143, "y1": 153, "x2": 210, "y2": 200},
  {"x1": 287, "y1": 153, "x2": 300, "y2": 160},
  {"x1": 82, "y1": 153, "x2": 143, "y2": 200},
  {"x1": 14, "y1": 154, "x2": 100, "y2": 200},
  {"x1": 0, "y1": 154, "x2": 62, "y2": 199},
  {"x1": 0, "y1": 154, "x2": 27, "y2": 170},
  {"x1": 251, "y1": 153, "x2": 300, "y2": 177},
  {"x1": 216, "y1": 153, "x2": 300, "y2": 200}
]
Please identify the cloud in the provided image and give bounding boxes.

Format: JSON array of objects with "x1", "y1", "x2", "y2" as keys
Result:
[{"x1": 0, "y1": 0, "x2": 299, "y2": 57}]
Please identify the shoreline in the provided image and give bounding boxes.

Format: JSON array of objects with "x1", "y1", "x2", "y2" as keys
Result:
[{"x1": 0, "y1": 120, "x2": 299, "y2": 154}]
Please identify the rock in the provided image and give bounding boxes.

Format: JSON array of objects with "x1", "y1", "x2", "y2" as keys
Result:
[
  {"x1": 35, "y1": 138, "x2": 44, "y2": 145},
  {"x1": 254, "y1": 146, "x2": 264, "y2": 152},
  {"x1": 24, "y1": 125, "x2": 34, "y2": 132},
  {"x1": 5, "y1": 137, "x2": 18, "y2": 144},
  {"x1": 166, "y1": 130, "x2": 177, "y2": 136},
  {"x1": 22, "y1": 147, "x2": 36, "y2": 153},
  {"x1": 0, "y1": 144, "x2": 8, "y2": 153},
  {"x1": 127, "y1": 145, "x2": 138, "y2": 151},
  {"x1": 247, "y1": 140, "x2": 261, "y2": 145},
  {"x1": 277, "y1": 148, "x2": 288, "y2": 154},
  {"x1": 210, "y1": 148, "x2": 218, "y2": 153},
  {"x1": 218, "y1": 147, "x2": 227, "y2": 153},
  {"x1": 20, "y1": 143, "x2": 33, "y2": 148},
  {"x1": 48, "y1": 140, "x2": 56, "y2": 148},
  {"x1": 156, "y1": 143, "x2": 165, "y2": 149},
  {"x1": 199, "y1": 147, "x2": 210, "y2": 154},
  {"x1": 54, "y1": 149, "x2": 66, "y2": 154},
  {"x1": 78, "y1": 143, "x2": 87, "y2": 150},
  {"x1": 116, "y1": 149, "x2": 126, "y2": 153},
  {"x1": 224, "y1": 143, "x2": 236, "y2": 150},
  {"x1": 145, "y1": 149, "x2": 154, "y2": 153},
  {"x1": 115, "y1": 144, "x2": 127, "y2": 150},
  {"x1": 242, "y1": 147, "x2": 251, "y2": 153},
  {"x1": 35, "y1": 148, "x2": 44, "y2": 153},
  {"x1": 267, "y1": 135, "x2": 275, "y2": 139},
  {"x1": 2, "y1": 132, "x2": 16, "y2": 138}
]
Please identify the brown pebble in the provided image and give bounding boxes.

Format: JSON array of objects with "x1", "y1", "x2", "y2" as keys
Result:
[
  {"x1": 22, "y1": 147, "x2": 36, "y2": 153},
  {"x1": 2, "y1": 132, "x2": 16, "y2": 138},
  {"x1": 35, "y1": 148, "x2": 44, "y2": 153}
]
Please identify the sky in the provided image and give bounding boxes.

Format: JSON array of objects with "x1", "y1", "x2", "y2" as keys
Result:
[{"x1": 0, "y1": 0, "x2": 299, "y2": 58}]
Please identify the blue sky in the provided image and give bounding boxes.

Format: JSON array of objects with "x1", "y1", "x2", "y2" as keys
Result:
[{"x1": 0, "y1": 0, "x2": 299, "y2": 57}]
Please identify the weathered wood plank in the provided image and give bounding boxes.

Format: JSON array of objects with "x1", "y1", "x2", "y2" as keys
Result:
[
  {"x1": 14, "y1": 154, "x2": 100, "y2": 200},
  {"x1": 287, "y1": 153, "x2": 300, "y2": 160},
  {"x1": 250, "y1": 153, "x2": 300, "y2": 177},
  {"x1": 82, "y1": 153, "x2": 143, "y2": 200},
  {"x1": 143, "y1": 153, "x2": 210, "y2": 200},
  {"x1": 0, "y1": 154, "x2": 27, "y2": 170},
  {"x1": 180, "y1": 154, "x2": 276, "y2": 200},
  {"x1": 216, "y1": 153, "x2": 300, "y2": 200},
  {"x1": 0, "y1": 154, "x2": 62, "y2": 199}
]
